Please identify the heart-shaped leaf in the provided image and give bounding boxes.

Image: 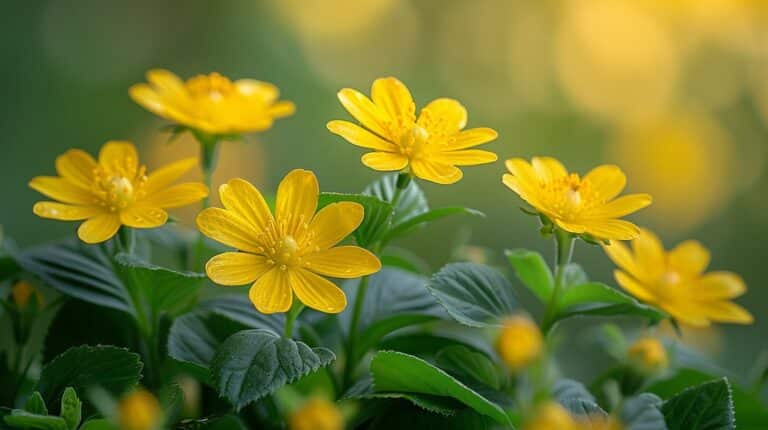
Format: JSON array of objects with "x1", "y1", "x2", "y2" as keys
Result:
[{"x1": 661, "y1": 378, "x2": 735, "y2": 430}]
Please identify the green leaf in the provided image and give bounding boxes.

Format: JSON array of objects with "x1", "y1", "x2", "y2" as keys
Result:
[
  {"x1": 0, "y1": 255, "x2": 20, "y2": 282},
  {"x1": 368, "y1": 402, "x2": 497, "y2": 430},
  {"x1": 24, "y1": 392, "x2": 48, "y2": 415},
  {"x1": 370, "y1": 351, "x2": 511, "y2": 425},
  {"x1": 211, "y1": 329, "x2": 335, "y2": 410},
  {"x1": 427, "y1": 262, "x2": 517, "y2": 327},
  {"x1": 318, "y1": 192, "x2": 393, "y2": 247},
  {"x1": 59, "y1": 387, "x2": 81, "y2": 430},
  {"x1": 660, "y1": 378, "x2": 735, "y2": 430},
  {"x1": 556, "y1": 282, "x2": 665, "y2": 323},
  {"x1": 621, "y1": 393, "x2": 666, "y2": 430},
  {"x1": 17, "y1": 242, "x2": 129, "y2": 313},
  {"x1": 36, "y1": 345, "x2": 142, "y2": 411},
  {"x1": 363, "y1": 173, "x2": 428, "y2": 226},
  {"x1": 200, "y1": 294, "x2": 285, "y2": 333},
  {"x1": 78, "y1": 419, "x2": 117, "y2": 430},
  {"x1": 435, "y1": 346, "x2": 501, "y2": 390},
  {"x1": 553, "y1": 379, "x2": 605, "y2": 418},
  {"x1": 562, "y1": 263, "x2": 589, "y2": 286},
  {"x1": 505, "y1": 249, "x2": 553, "y2": 303},
  {"x1": 380, "y1": 332, "x2": 495, "y2": 360},
  {"x1": 382, "y1": 207, "x2": 484, "y2": 243},
  {"x1": 344, "y1": 378, "x2": 461, "y2": 416},
  {"x1": 3, "y1": 411, "x2": 68, "y2": 430}
]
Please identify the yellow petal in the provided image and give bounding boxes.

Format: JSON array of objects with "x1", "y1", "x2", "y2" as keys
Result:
[
  {"x1": 275, "y1": 169, "x2": 319, "y2": 235},
  {"x1": 147, "y1": 69, "x2": 187, "y2": 98},
  {"x1": 219, "y1": 178, "x2": 274, "y2": 232},
  {"x1": 144, "y1": 157, "x2": 198, "y2": 195},
  {"x1": 33, "y1": 202, "x2": 101, "y2": 221},
  {"x1": 583, "y1": 165, "x2": 626, "y2": 201},
  {"x1": 438, "y1": 149, "x2": 498, "y2": 166},
  {"x1": 584, "y1": 194, "x2": 652, "y2": 219},
  {"x1": 29, "y1": 177, "x2": 94, "y2": 205},
  {"x1": 419, "y1": 98, "x2": 467, "y2": 133},
  {"x1": 669, "y1": 240, "x2": 710, "y2": 276},
  {"x1": 410, "y1": 159, "x2": 463, "y2": 184},
  {"x1": 249, "y1": 269, "x2": 293, "y2": 314},
  {"x1": 99, "y1": 141, "x2": 139, "y2": 177},
  {"x1": 141, "y1": 183, "x2": 208, "y2": 209},
  {"x1": 531, "y1": 157, "x2": 568, "y2": 182},
  {"x1": 337, "y1": 88, "x2": 390, "y2": 137},
  {"x1": 583, "y1": 219, "x2": 641, "y2": 241},
  {"x1": 663, "y1": 303, "x2": 711, "y2": 327},
  {"x1": 504, "y1": 158, "x2": 540, "y2": 189},
  {"x1": 697, "y1": 272, "x2": 746, "y2": 299},
  {"x1": 119, "y1": 206, "x2": 168, "y2": 228},
  {"x1": 234, "y1": 79, "x2": 278, "y2": 102},
  {"x1": 602, "y1": 241, "x2": 645, "y2": 282},
  {"x1": 614, "y1": 270, "x2": 657, "y2": 303},
  {"x1": 361, "y1": 152, "x2": 409, "y2": 171},
  {"x1": 446, "y1": 128, "x2": 498, "y2": 150},
  {"x1": 553, "y1": 219, "x2": 588, "y2": 234},
  {"x1": 327, "y1": 120, "x2": 395, "y2": 151},
  {"x1": 77, "y1": 213, "x2": 121, "y2": 244},
  {"x1": 309, "y1": 202, "x2": 364, "y2": 249},
  {"x1": 129, "y1": 84, "x2": 189, "y2": 123},
  {"x1": 305, "y1": 246, "x2": 381, "y2": 278},
  {"x1": 266, "y1": 101, "x2": 296, "y2": 119},
  {"x1": 289, "y1": 269, "x2": 347, "y2": 314},
  {"x1": 701, "y1": 301, "x2": 753, "y2": 324},
  {"x1": 206, "y1": 252, "x2": 270, "y2": 286},
  {"x1": 196, "y1": 207, "x2": 263, "y2": 253},
  {"x1": 371, "y1": 77, "x2": 415, "y2": 123},
  {"x1": 502, "y1": 173, "x2": 542, "y2": 210},
  {"x1": 55, "y1": 149, "x2": 97, "y2": 189},
  {"x1": 633, "y1": 228, "x2": 665, "y2": 272}
]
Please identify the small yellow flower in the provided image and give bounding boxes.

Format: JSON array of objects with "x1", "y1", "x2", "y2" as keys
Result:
[
  {"x1": 11, "y1": 281, "x2": 44, "y2": 308},
  {"x1": 627, "y1": 337, "x2": 668, "y2": 374},
  {"x1": 503, "y1": 157, "x2": 652, "y2": 241},
  {"x1": 197, "y1": 170, "x2": 381, "y2": 314},
  {"x1": 130, "y1": 69, "x2": 295, "y2": 136},
  {"x1": 289, "y1": 398, "x2": 344, "y2": 430},
  {"x1": 327, "y1": 77, "x2": 498, "y2": 184},
  {"x1": 523, "y1": 402, "x2": 579, "y2": 430},
  {"x1": 603, "y1": 228, "x2": 753, "y2": 327},
  {"x1": 118, "y1": 389, "x2": 161, "y2": 430},
  {"x1": 30, "y1": 141, "x2": 208, "y2": 244},
  {"x1": 496, "y1": 315, "x2": 543, "y2": 372}
]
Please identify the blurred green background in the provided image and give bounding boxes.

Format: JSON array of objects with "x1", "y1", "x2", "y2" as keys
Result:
[{"x1": 2, "y1": 0, "x2": 767, "y2": 379}]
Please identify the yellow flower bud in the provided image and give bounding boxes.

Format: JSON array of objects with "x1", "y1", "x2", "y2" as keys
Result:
[
  {"x1": 118, "y1": 389, "x2": 161, "y2": 430},
  {"x1": 496, "y1": 315, "x2": 543, "y2": 372},
  {"x1": 11, "y1": 281, "x2": 43, "y2": 308},
  {"x1": 579, "y1": 414, "x2": 625, "y2": 430},
  {"x1": 523, "y1": 402, "x2": 579, "y2": 430},
  {"x1": 289, "y1": 398, "x2": 344, "y2": 430},
  {"x1": 627, "y1": 337, "x2": 668, "y2": 374}
]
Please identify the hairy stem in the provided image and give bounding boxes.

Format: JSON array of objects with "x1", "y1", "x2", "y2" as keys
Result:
[{"x1": 541, "y1": 228, "x2": 575, "y2": 335}]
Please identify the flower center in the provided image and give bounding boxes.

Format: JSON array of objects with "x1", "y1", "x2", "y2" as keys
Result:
[
  {"x1": 92, "y1": 167, "x2": 147, "y2": 212},
  {"x1": 398, "y1": 125, "x2": 430, "y2": 158},
  {"x1": 186, "y1": 73, "x2": 235, "y2": 101},
  {"x1": 542, "y1": 173, "x2": 599, "y2": 219}
]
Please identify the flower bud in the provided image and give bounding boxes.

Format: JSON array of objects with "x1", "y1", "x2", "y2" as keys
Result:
[
  {"x1": 523, "y1": 402, "x2": 578, "y2": 430},
  {"x1": 627, "y1": 337, "x2": 668, "y2": 374},
  {"x1": 11, "y1": 281, "x2": 43, "y2": 309},
  {"x1": 118, "y1": 389, "x2": 161, "y2": 430},
  {"x1": 289, "y1": 398, "x2": 344, "y2": 430},
  {"x1": 496, "y1": 315, "x2": 543, "y2": 372}
]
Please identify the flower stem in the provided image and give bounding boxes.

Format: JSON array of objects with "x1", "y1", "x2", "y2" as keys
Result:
[
  {"x1": 192, "y1": 133, "x2": 220, "y2": 272},
  {"x1": 541, "y1": 228, "x2": 575, "y2": 335},
  {"x1": 284, "y1": 302, "x2": 304, "y2": 338},
  {"x1": 117, "y1": 227, "x2": 135, "y2": 255}
]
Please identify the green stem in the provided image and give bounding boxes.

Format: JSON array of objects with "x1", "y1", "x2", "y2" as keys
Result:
[
  {"x1": 117, "y1": 227, "x2": 135, "y2": 255},
  {"x1": 284, "y1": 303, "x2": 304, "y2": 338},
  {"x1": 192, "y1": 134, "x2": 220, "y2": 272},
  {"x1": 541, "y1": 228, "x2": 575, "y2": 335}
]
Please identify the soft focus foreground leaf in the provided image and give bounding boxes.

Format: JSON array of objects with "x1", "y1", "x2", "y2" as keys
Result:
[
  {"x1": 553, "y1": 379, "x2": 605, "y2": 417},
  {"x1": 435, "y1": 345, "x2": 501, "y2": 390},
  {"x1": 505, "y1": 249, "x2": 553, "y2": 303},
  {"x1": 318, "y1": 192, "x2": 393, "y2": 248},
  {"x1": 427, "y1": 262, "x2": 517, "y2": 327},
  {"x1": 36, "y1": 345, "x2": 142, "y2": 411},
  {"x1": 370, "y1": 351, "x2": 511, "y2": 425},
  {"x1": 621, "y1": 393, "x2": 667, "y2": 430},
  {"x1": 78, "y1": 419, "x2": 117, "y2": 430},
  {"x1": 661, "y1": 378, "x2": 735, "y2": 430},
  {"x1": 3, "y1": 411, "x2": 68, "y2": 430},
  {"x1": 363, "y1": 173, "x2": 428, "y2": 226},
  {"x1": 24, "y1": 392, "x2": 48, "y2": 415},
  {"x1": 211, "y1": 329, "x2": 335, "y2": 410},
  {"x1": 556, "y1": 282, "x2": 665, "y2": 323}
]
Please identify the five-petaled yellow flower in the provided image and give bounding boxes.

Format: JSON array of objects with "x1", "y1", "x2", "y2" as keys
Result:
[
  {"x1": 196, "y1": 170, "x2": 381, "y2": 314},
  {"x1": 327, "y1": 77, "x2": 498, "y2": 184},
  {"x1": 30, "y1": 141, "x2": 208, "y2": 244},
  {"x1": 129, "y1": 69, "x2": 295, "y2": 136},
  {"x1": 603, "y1": 228, "x2": 753, "y2": 327},
  {"x1": 503, "y1": 157, "x2": 652, "y2": 241}
]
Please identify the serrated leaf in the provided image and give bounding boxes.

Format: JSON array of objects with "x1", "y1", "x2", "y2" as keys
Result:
[
  {"x1": 24, "y1": 392, "x2": 48, "y2": 415},
  {"x1": 211, "y1": 329, "x2": 335, "y2": 409},
  {"x1": 3, "y1": 411, "x2": 68, "y2": 430},
  {"x1": 36, "y1": 346, "x2": 142, "y2": 411},
  {"x1": 318, "y1": 192, "x2": 393, "y2": 247},
  {"x1": 382, "y1": 207, "x2": 484, "y2": 243},
  {"x1": 661, "y1": 378, "x2": 735, "y2": 430},
  {"x1": 59, "y1": 387, "x2": 81, "y2": 430},
  {"x1": 363, "y1": 173, "x2": 428, "y2": 226},
  {"x1": 505, "y1": 249, "x2": 553, "y2": 303},
  {"x1": 427, "y1": 262, "x2": 518, "y2": 327},
  {"x1": 436, "y1": 345, "x2": 501, "y2": 390},
  {"x1": 556, "y1": 282, "x2": 665, "y2": 323},
  {"x1": 370, "y1": 351, "x2": 511, "y2": 425}
]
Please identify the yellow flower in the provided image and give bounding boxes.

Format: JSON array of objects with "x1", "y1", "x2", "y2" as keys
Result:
[
  {"x1": 129, "y1": 69, "x2": 295, "y2": 136},
  {"x1": 603, "y1": 228, "x2": 753, "y2": 327},
  {"x1": 327, "y1": 77, "x2": 498, "y2": 184},
  {"x1": 496, "y1": 315, "x2": 543, "y2": 372},
  {"x1": 523, "y1": 402, "x2": 579, "y2": 430},
  {"x1": 289, "y1": 398, "x2": 344, "y2": 430},
  {"x1": 118, "y1": 389, "x2": 161, "y2": 430},
  {"x1": 196, "y1": 170, "x2": 381, "y2": 314},
  {"x1": 11, "y1": 281, "x2": 44, "y2": 308},
  {"x1": 30, "y1": 141, "x2": 208, "y2": 244},
  {"x1": 627, "y1": 336, "x2": 668, "y2": 374},
  {"x1": 503, "y1": 157, "x2": 652, "y2": 241}
]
